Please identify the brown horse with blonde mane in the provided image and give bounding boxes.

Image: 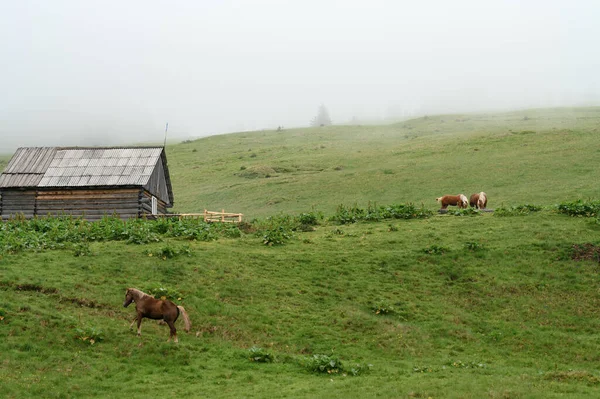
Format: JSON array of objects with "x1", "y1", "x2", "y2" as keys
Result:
[
  {"x1": 123, "y1": 288, "x2": 191, "y2": 343},
  {"x1": 436, "y1": 194, "x2": 468, "y2": 209},
  {"x1": 469, "y1": 192, "x2": 488, "y2": 209}
]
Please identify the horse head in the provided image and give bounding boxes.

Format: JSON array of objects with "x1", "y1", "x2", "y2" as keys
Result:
[{"x1": 123, "y1": 288, "x2": 135, "y2": 308}]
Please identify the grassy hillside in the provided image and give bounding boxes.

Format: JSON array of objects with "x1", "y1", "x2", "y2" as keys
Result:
[
  {"x1": 168, "y1": 107, "x2": 600, "y2": 218},
  {"x1": 2, "y1": 210, "x2": 600, "y2": 398},
  {"x1": 2, "y1": 107, "x2": 600, "y2": 398}
]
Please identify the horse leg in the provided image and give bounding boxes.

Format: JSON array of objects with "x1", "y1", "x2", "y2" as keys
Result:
[
  {"x1": 136, "y1": 314, "x2": 143, "y2": 337},
  {"x1": 166, "y1": 320, "x2": 177, "y2": 343},
  {"x1": 129, "y1": 316, "x2": 137, "y2": 330}
]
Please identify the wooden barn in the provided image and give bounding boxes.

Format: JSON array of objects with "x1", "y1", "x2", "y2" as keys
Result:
[{"x1": 0, "y1": 146, "x2": 174, "y2": 221}]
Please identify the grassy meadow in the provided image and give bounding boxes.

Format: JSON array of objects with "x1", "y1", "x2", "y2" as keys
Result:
[
  {"x1": 1, "y1": 106, "x2": 600, "y2": 398},
  {"x1": 168, "y1": 106, "x2": 600, "y2": 218}
]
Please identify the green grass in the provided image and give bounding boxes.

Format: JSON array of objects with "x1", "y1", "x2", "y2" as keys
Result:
[
  {"x1": 168, "y1": 106, "x2": 600, "y2": 218},
  {"x1": 2, "y1": 211, "x2": 600, "y2": 398},
  {"x1": 2, "y1": 106, "x2": 600, "y2": 398}
]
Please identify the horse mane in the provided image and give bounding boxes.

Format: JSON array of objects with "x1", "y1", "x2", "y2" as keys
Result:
[{"x1": 127, "y1": 288, "x2": 151, "y2": 300}]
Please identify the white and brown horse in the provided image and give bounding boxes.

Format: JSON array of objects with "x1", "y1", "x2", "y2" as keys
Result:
[
  {"x1": 436, "y1": 194, "x2": 468, "y2": 209},
  {"x1": 469, "y1": 192, "x2": 487, "y2": 209},
  {"x1": 123, "y1": 288, "x2": 191, "y2": 343}
]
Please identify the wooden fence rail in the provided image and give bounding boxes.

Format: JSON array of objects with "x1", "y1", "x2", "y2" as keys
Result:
[
  {"x1": 154, "y1": 209, "x2": 243, "y2": 223},
  {"x1": 203, "y1": 209, "x2": 243, "y2": 223}
]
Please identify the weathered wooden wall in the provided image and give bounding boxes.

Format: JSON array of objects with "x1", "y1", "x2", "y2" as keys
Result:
[
  {"x1": 34, "y1": 188, "x2": 142, "y2": 221},
  {"x1": 0, "y1": 190, "x2": 36, "y2": 220},
  {"x1": 144, "y1": 159, "x2": 172, "y2": 207},
  {"x1": 139, "y1": 189, "x2": 169, "y2": 216},
  {"x1": 0, "y1": 188, "x2": 176, "y2": 221}
]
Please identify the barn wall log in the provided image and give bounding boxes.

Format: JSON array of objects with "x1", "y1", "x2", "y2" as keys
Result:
[
  {"x1": 39, "y1": 189, "x2": 140, "y2": 196},
  {"x1": 140, "y1": 203, "x2": 167, "y2": 214},
  {"x1": 38, "y1": 210, "x2": 140, "y2": 217},
  {"x1": 2, "y1": 214, "x2": 35, "y2": 220},
  {"x1": 0, "y1": 190, "x2": 36, "y2": 219},
  {"x1": 35, "y1": 188, "x2": 141, "y2": 221},
  {"x1": 138, "y1": 189, "x2": 169, "y2": 216},
  {"x1": 0, "y1": 187, "x2": 170, "y2": 221},
  {"x1": 36, "y1": 199, "x2": 139, "y2": 207},
  {"x1": 36, "y1": 192, "x2": 140, "y2": 201}
]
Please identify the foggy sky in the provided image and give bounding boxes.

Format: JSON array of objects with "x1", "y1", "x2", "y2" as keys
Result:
[{"x1": 1, "y1": 0, "x2": 599, "y2": 153}]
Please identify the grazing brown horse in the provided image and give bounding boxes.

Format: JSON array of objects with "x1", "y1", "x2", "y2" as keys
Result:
[
  {"x1": 123, "y1": 288, "x2": 191, "y2": 343},
  {"x1": 436, "y1": 194, "x2": 468, "y2": 209},
  {"x1": 469, "y1": 192, "x2": 488, "y2": 209}
]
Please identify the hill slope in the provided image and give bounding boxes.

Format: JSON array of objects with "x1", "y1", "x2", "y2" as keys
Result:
[
  {"x1": 167, "y1": 107, "x2": 600, "y2": 218},
  {"x1": 2, "y1": 106, "x2": 600, "y2": 398}
]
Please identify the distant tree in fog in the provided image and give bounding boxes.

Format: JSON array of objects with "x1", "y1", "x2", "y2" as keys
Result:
[{"x1": 310, "y1": 104, "x2": 332, "y2": 127}]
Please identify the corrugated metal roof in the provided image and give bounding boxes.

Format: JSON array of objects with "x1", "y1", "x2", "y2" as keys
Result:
[{"x1": 35, "y1": 147, "x2": 163, "y2": 187}]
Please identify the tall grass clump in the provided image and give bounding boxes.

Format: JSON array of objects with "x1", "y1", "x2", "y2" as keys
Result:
[
  {"x1": 494, "y1": 204, "x2": 542, "y2": 216},
  {"x1": 252, "y1": 211, "x2": 323, "y2": 245},
  {"x1": 0, "y1": 216, "x2": 243, "y2": 255},
  {"x1": 143, "y1": 284, "x2": 183, "y2": 301},
  {"x1": 557, "y1": 199, "x2": 600, "y2": 217},
  {"x1": 331, "y1": 202, "x2": 432, "y2": 224}
]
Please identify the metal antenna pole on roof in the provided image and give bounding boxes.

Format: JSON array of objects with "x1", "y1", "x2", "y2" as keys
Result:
[{"x1": 163, "y1": 123, "x2": 169, "y2": 148}]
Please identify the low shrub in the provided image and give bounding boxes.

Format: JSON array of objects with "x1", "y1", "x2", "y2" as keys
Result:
[
  {"x1": 305, "y1": 354, "x2": 344, "y2": 374},
  {"x1": 262, "y1": 226, "x2": 292, "y2": 246},
  {"x1": 248, "y1": 346, "x2": 274, "y2": 363},
  {"x1": 372, "y1": 300, "x2": 395, "y2": 315},
  {"x1": 146, "y1": 244, "x2": 192, "y2": 260},
  {"x1": 296, "y1": 211, "x2": 322, "y2": 226},
  {"x1": 464, "y1": 242, "x2": 485, "y2": 252},
  {"x1": 72, "y1": 243, "x2": 92, "y2": 257},
  {"x1": 74, "y1": 326, "x2": 104, "y2": 345},
  {"x1": 421, "y1": 245, "x2": 450, "y2": 255},
  {"x1": 331, "y1": 203, "x2": 432, "y2": 224},
  {"x1": 0, "y1": 216, "x2": 241, "y2": 254},
  {"x1": 143, "y1": 285, "x2": 183, "y2": 301},
  {"x1": 557, "y1": 199, "x2": 600, "y2": 217},
  {"x1": 331, "y1": 204, "x2": 364, "y2": 224},
  {"x1": 347, "y1": 363, "x2": 372, "y2": 376}
]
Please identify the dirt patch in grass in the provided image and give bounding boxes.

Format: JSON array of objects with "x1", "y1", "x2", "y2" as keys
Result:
[
  {"x1": 569, "y1": 243, "x2": 600, "y2": 263},
  {"x1": 237, "y1": 165, "x2": 278, "y2": 179}
]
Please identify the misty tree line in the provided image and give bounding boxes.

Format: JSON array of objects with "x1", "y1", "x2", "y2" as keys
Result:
[
  {"x1": 310, "y1": 104, "x2": 332, "y2": 127},
  {"x1": 277, "y1": 104, "x2": 332, "y2": 131}
]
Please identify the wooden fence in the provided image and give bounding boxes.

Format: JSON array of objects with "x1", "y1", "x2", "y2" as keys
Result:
[
  {"x1": 158, "y1": 209, "x2": 243, "y2": 223},
  {"x1": 203, "y1": 209, "x2": 243, "y2": 223}
]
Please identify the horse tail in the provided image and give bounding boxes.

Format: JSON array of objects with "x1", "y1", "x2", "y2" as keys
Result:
[{"x1": 177, "y1": 306, "x2": 191, "y2": 332}]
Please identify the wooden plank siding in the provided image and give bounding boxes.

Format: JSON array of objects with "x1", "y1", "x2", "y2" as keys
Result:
[
  {"x1": 1, "y1": 188, "x2": 170, "y2": 221},
  {"x1": 140, "y1": 189, "x2": 169, "y2": 216},
  {"x1": 35, "y1": 188, "x2": 141, "y2": 221},
  {"x1": 0, "y1": 146, "x2": 175, "y2": 221},
  {"x1": 0, "y1": 191, "x2": 37, "y2": 220},
  {"x1": 143, "y1": 159, "x2": 172, "y2": 208}
]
